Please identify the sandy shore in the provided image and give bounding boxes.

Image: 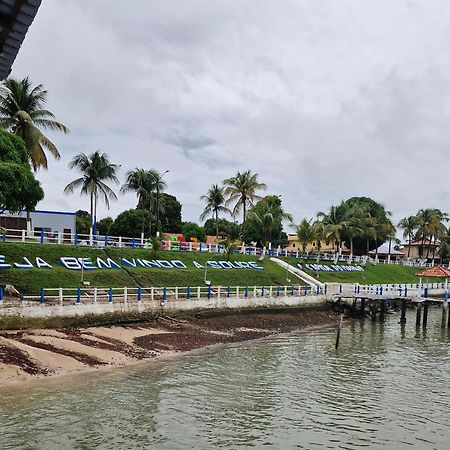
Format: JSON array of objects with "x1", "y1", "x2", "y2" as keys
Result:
[{"x1": 0, "y1": 309, "x2": 338, "y2": 386}]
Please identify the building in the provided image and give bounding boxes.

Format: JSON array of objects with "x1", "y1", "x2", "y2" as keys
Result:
[
  {"x1": 0, "y1": 210, "x2": 76, "y2": 235},
  {"x1": 284, "y1": 234, "x2": 348, "y2": 254},
  {"x1": 401, "y1": 240, "x2": 439, "y2": 260},
  {"x1": 369, "y1": 244, "x2": 405, "y2": 261}
]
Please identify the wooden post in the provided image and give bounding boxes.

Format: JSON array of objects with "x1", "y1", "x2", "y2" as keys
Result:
[
  {"x1": 441, "y1": 305, "x2": 447, "y2": 329},
  {"x1": 423, "y1": 301, "x2": 429, "y2": 328},
  {"x1": 370, "y1": 299, "x2": 377, "y2": 321},
  {"x1": 416, "y1": 303, "x2": 422, "y2": 327},
  {"x1": 335, "y1": 313, "x2": 343, "y2": 350},
  {"x1": 380, "y1": 299, "x2": 386, "y2": 321},
  {"x1": 360, "y1": 298, "x2": 366, "y2": 318},
  {"x1": 400, "y1": 298, "x2": 407, "y2": 324}
]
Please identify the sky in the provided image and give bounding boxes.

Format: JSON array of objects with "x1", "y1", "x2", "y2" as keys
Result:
[{"x1": 10, "y1": 0, "x2": 450, "y2": 228}]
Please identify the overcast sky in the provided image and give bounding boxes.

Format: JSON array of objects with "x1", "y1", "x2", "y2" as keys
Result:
[{"x1": 10, "y1": 0, "x2": 450, "y2": 227}]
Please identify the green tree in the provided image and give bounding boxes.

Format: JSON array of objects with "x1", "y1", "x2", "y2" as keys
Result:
[
  {"x1": 294, "y1": 219, "x2": 317, "y2": 253},
  {"x1": 0, "y1": 129, "x2": 44, "y2": 215},
  {"x1": 109, "y1": 209, "x2": 156, "y2": 238},
  {"x1": 0, "y1": 77, "x2": 69, "y2": 170},
  {"x1": 244, "y1": 195, "x2": 292, "y2": 248},
  {"x1": 75, "y1": 210, "x2": 91, "y2": 234},
  {"x1": 416, "y1": 208, "x2": 447, "y2": 260},
  {"x1": 200, "y1": 184, "x2": 230, "y2": 241},
  {"x1": 121, "y1": 168, "x2": 159, "y2": 235},
  {"x1": 204, "y1": 218, "x2": 240, "y2": 240},
  {"x1": 317, "y1": 203, "x2": 350, "y2": 256},
  {"x1": 97, "y1": 217, "x2": 113, "y2": 235},
  {"x1": 398, "y1": 215, "x2": 419, "y2": 258},
  {"x1": 159, "y1": 193, "x2": 182, "y2": 233},
  {"x1": 223, "y1": 170, "x2": 266, "y2": 223},
  {"x1": 182, "y1": 222, "x2": 206, "y2": 242},
  {"x1": 64, "y1": 151, "x2": 119, "y2": 232}
]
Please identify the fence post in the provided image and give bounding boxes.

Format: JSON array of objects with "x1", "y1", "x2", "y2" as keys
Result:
[
  {"x1": 208, "y1": 285, "x2": 212, "y2": 299},
  {"x1": 40, "y1": 230, "x2": 44, "y2": 244},
  {"x1": 284, "y1": 286, "x2": 288, "y2": 296},
  {"x1": 277, "y1": 286, "x2": 280, "y2": 297},
  {"x1": 151, "y1": 287, "x2": 154, "y2": 301},
  {"x1": 262, "y1": 286, "x2": 265, "y2": 297},
  {"x1": 217, "y1": 286, "x2": 221, "y2": 299},
  {"x1": 21, "y1": 229, "x2": 26, "y2": 243},
  {"x1": 118, "y1": 236, "x2": 122, "y2": 247},
  {"x1": 59, "y1": 287, "x2": 63, "y2": 304},
  {"x1": 94, "y1": 287, "x2": 98, "y2": 303},
  {"x1": 254, "y1": 286, "x2": 257, "y2": 297},
  {"x1": 197, "y1": 286, "x2": 201, "y2": 299},
  {"x1": 74, "y1": 233, "x2": 78, "y2": 246},
  {"x1": 163, "y1": 287, "x2": 167, "y2": 302},
  {"x1": 40, "y1": 288, "x2": 45, "y2": 304},
  {"x1": 131, "y1": 238, "x2": 136, "y2": 248},
  {"x1": 244, "y1": 286, "x2": 248, "y2": 298},
  {"x1": 58, "y1": 231, "x2": 62, "y2": 245},
  {"x1": 339, "y1": 284, "x2": 342, "y2": 294},
  {"x1": 291, "y1": 285, "x2": 295, "y2": 296},
  {"x1": 104, "y1": 235, "x2": 108, "y2": 247},
  {"x1": 0, "y1": 287, "x2": 3, "y2": 303},
  {"x1": 108, "y1": 287, "x2": 113, "y2": 303},
  {"x1": 186, "y1": 287, "x2": 190, "y2": 300},
  {"x1": 124, "y1": 286, "x2": 128, "y2": 304},
  {"x1": 236, "y1": 286, "x2": 239, "y2": 297},
  {"x1": 137, "y1": 287, "x2": 141, "y2": 303},
  {"x1": 269, "y1": 286, "x2": 273, "y2": 297},
  {"x1": 227, "y1": 286, "x2": 230, "y2": 298},
  {"x1": 76, "y1": 287, "x2": 81, "y2": 304},
  {"x1": 1, "y1": 231, "x2": 5, "y2": 242},
  {"x1": 324, "y1": 284, "x2": 327, "y2": 295},
  {"x1": 175, "y1": 286, "x2": 178, "y2": 300}
]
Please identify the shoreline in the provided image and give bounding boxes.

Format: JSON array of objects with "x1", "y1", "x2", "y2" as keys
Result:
[{"x1": 0, "y1": 308, "x2": 339, "y2": 388}]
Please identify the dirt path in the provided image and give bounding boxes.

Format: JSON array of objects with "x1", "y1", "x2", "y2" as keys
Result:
[{"x1": 0, "y1": 309, "x2": 338, "y2": 386}]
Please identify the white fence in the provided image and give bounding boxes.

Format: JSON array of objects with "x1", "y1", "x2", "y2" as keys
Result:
[
  {"x1": 2, "y1": 284, "x2": 322, "y2": 305},
  {"x1": 0, "y1": 227, "x2": 434, "y2": 267}
]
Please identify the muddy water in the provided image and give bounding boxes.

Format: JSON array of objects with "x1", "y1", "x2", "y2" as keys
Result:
[{"x1": 1, "y1": 310, "x2": 450, "y2": 449}]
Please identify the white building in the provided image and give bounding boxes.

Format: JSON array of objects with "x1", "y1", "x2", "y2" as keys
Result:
[{"x1": 0, "y1": 210, "x2": 76, "y2": 236}]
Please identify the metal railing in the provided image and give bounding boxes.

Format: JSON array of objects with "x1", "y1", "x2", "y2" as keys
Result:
[{"x1": 0, "y1": 227, "x2": 436, "y2": 267}]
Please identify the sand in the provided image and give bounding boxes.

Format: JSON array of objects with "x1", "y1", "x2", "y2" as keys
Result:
[{"x1": 0, "y1": 309, "x2": 338, "y2": 387}]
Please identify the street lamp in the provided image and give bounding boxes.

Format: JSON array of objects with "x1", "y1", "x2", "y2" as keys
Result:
[{"x1": 156, "y1": 170, "x2": 169, "y2": 238}]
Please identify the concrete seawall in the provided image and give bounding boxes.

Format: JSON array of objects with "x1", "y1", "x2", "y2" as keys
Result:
[{"x1": 0, "y1": 294, "x2": 328, "y2": 319}]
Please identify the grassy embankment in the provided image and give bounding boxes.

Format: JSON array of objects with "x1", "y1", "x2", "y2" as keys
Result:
[
  {"x1": 0, "y1": 242, "x2": 300, "y2": 295},
  {"x1": 280, "y1": 257, "x2": 441, "y2": 284}
]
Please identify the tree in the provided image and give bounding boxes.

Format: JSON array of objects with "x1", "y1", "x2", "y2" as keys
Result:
[
  {"x1": 294, "y1": 219, "x2": 317, "y2": 253},
  {"x1": 416, "y1": 208, "x2": 448, "y2": 260},
  {"x1": 97, "y1": 217, "x2": 113, "y2": 235},
  {"x1": 0, "y1": 129, "x2": 43, "y2": 214},
  {"x1": 109, "y1": 209, "x2": 156, "y2": 238},
  {"x1": 223, "y1": 170, "x2": 266, "y2": 223},
  {"x1": 0, "y1": 77, "x2": 69, "y2": 170},
  {"x1": 64, "y1": 151, "x2": 119, "y2": 232},
  {"x1": 200, "y1": 184, "x2": 230, "y2": 241},
  {"x1": 204, "y1": 218, "x2": 240, "y2": 240},
  {"x1": 398, "y1": 216, "x2": 419, "y2": 258},
  {"x1": 182, "y1": 222, "x2": 206, "y2": 242},
  {"x1": 244, "y1": 195, "x2": 292, "y2": 248},
  {"x1": 75, "y1": 210, "x2": 91, "y2": 234},
  {"x1": 159, "y1": 193, "x2": 182, "y2": 233},
  {"x1": 121, "y1": 168, "x2": 159, "y2": 235},
  {"x1": 317, "y1": 203, "x2": 350, "y2": 256}
]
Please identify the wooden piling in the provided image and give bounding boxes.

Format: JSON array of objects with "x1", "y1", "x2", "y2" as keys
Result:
[
  {"x1": 423, "y1": 301, "x2": 429, "y2": 328},
  {"x1": 371, "y1": 300, "x2": 377, "y2": 321},
  {"x1": 400, "y1": 298, "x2": 407, "y2": 324},
  {"x1": 441, "y1": 305, "x2": 447, "y2": 329},
  {"x1": 360, "y1": 298, "x2": 366, "y2": 318},
  {"x1": 380, "y1": 299, "x2": 386, "y2": 321},
  {"x1": 416, "y1": 303, "x2": 422, "y2": 327},
  {"x1": 335, "y1": 313, "x2": 344, "y2": 350}
]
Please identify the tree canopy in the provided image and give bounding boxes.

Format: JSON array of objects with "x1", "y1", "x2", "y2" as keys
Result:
[
  {"x1": 0, "y1": 129, "x2": 44, "y2": 214},
  {"x1": 108, "y1": 208, "x2": 156, "y2": 238}
]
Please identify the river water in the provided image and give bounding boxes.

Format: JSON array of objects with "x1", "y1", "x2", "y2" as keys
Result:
[{"x1": 1, "y1": 310, "x2": 450, "y2": 449}]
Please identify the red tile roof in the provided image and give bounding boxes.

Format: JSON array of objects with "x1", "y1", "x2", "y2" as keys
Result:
[{"x1": 415, "y1": 266, "x2": 450, "y2": 277}]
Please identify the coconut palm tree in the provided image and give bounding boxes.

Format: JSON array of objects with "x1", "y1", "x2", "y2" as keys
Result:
[
  {"x1": 398, "y1": 216, "x2": 419, "y2": 258},
  {"x1": 223, "y1": 170, "x2": 266, "y2": 223},
  {"x1": 0, "y1": 77, "x2": 69, "y2": 170},
  {"x1": 64, "y1": 151, "x2": 119, "y2": 233},
  {"x1": 200, "y1": 185, "x2": 230, "y2": 241},
  {"x1": 294, "y1": 219, "x2": 317, "y2": 253},
  {"x1": 121, "y1": 168, "x2": 162, "y2": 235}
]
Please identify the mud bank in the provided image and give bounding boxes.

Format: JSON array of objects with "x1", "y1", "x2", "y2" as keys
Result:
[{"x1": 0, "y1": 309, "x2": 338, "y2": 386}]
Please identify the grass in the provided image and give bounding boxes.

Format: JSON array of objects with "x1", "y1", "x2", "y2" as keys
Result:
[
  {"x1": 280, "y1": 257, "x2": 442, "y2": 285},
  {"x1": 0, "y1": 242, "x2": 300, "y2": 295}
]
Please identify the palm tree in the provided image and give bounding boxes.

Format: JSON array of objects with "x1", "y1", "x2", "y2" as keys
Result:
[
  {"x1": 317, "y1": 203, "x2": 350, "y2": 258},
  {"x1": 0, "y1": 77, "x2": 69, "y2": 170},
  {"x1": 294, "y1": 219, "x2": 317, "y2": 253},
  {"x1": 416, "y1": 209, "x2": 447, "y2": 260},
  {"x1": 64, "y1": 151, "x2": 119, "y2": 233},
  {"x1": 223, "y1": 170, "x2": 266, "y2": 223},
  {"x1": 398, "y1": 216, "x2": 419, "y2": 258},
  {"x1": 200, "y1": 185, "x2": 230, "y2": 241},
  {"x1": 121, "y1": 168, "x2": 162, "y2": 235}
]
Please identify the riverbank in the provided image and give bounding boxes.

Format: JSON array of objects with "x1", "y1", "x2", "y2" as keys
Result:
[{"x1": 0, "y1": 309, "x2": 338, "y2": 386}]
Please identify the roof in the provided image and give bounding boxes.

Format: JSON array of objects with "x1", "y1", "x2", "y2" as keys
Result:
[
  {"x1": 369, "y1": 244, "x2": 404, "y2": 255},
  {"x1": 415, "y1": 266, "x2": 450, "y2": 278},
  {"x1": 0, "y1": 0, "x2": 42, "y2": 80}
]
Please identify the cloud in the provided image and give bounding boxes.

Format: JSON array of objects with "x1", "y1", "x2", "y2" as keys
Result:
[{"x1": 9, "y1": 0, "x2": 450, "y2": 231}]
